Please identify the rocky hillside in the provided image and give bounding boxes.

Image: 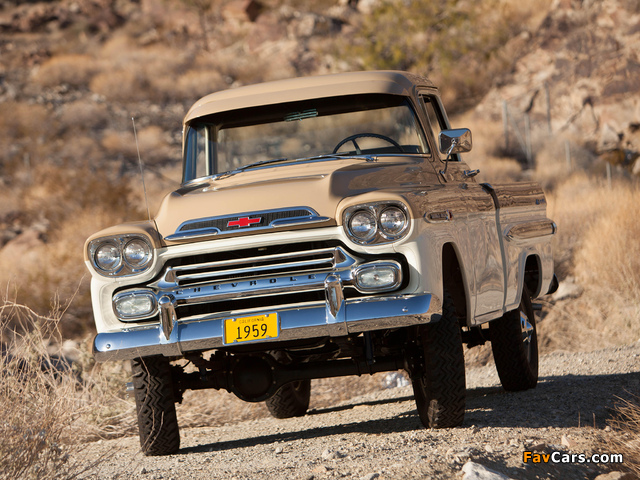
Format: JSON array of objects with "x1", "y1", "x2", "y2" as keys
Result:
[{"x1": 471, "y1": 0, "x2": 640, "y2": 173}]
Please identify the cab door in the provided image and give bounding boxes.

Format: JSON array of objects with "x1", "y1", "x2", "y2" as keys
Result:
[{"x1": 419, "y1": 94, "x2": 505, "y2": 322}]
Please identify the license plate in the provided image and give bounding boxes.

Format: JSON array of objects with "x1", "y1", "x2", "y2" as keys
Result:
[{"x1": 224, "y1": 313, "x2": 279, "y2": 344}]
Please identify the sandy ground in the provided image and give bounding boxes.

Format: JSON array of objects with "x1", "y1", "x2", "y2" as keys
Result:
[{"x1": 76, "y1": 342, "x2": 640, "y2": 480}]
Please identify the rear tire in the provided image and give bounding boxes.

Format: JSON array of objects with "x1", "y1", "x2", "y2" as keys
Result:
[
  {"x1": 131, "y1": 356, "x2": 180, "y2": 456},
  {"x1": 265, "y1": 379, "x2": 311, "y2": 418},
  {"x1": 490, "y1": 286, "x2": 539, "y2": 391},
  {"x1": 411, "y1": 292, "x2": 466, "y2": 428},
  {"x1": 265, "y1": 350, "x2": 311, "y2": 419}
]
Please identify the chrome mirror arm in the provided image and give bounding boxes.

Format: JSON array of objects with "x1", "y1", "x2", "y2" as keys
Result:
[{"x1": 439, "y1": 138, "x2": 458, "y2": 177}]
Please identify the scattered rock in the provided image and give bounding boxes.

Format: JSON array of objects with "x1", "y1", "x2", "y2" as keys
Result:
[
  {"x1": 274, "y1": 446, "x2": 283, "y2": 454},
  {"x1": 594, "y1": 472, "x2": 636, "y2": 480},
  {"x1": 360, "y1": 474, "x2": 379, "y2": 480},
  {"x1": 561, "y1": 435, "x2": 573, "y2": 448},
  {"x1": 461, "y1": 461, "x2": 514, "y2": 480},
  {"x1": 530, "y1": 442, "x2": 547, "y2": 452},
  {"x1": 321, "y1": 448, "x2": 345, "y2": 460}
]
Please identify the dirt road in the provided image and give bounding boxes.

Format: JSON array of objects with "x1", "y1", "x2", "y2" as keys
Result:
[{"x1": 80, "y1": 342, "x2": 640, "y2": 480}]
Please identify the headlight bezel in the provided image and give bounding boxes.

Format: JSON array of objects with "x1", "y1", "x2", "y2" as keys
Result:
[
  {"x1": 343, "y1": 201, "x2": 410, "y2": 245},
  {"x1": 89, "y1": 234, "x2": 155, "y2": 277}
]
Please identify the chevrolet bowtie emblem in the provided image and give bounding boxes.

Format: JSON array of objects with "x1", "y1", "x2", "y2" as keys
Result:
[{"x1": 227, "y1": 217, "x2": 262, "y2": 228}]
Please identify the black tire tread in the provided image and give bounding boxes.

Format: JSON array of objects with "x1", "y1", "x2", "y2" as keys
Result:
[
  {"x1": 131, "y1": 357, "x2": 180, "y2": 456},
  {"x1": 412, "y1": 292, "x2": 466, "y2": 428},
  {"x1": 265, "y1": 379, "x2": 311, "y2": 419},
  {"x1": 490, "y1": 289, "x2": 539, "y2": 392}
]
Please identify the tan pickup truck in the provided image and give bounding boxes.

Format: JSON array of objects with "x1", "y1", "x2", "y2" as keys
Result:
[{"x1": 85, "y1": 71, "x2": 557, "y2": 455}]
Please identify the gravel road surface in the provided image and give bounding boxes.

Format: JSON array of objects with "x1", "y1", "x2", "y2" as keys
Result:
[{"x1": 80, "y1": 342, "x2": 640, "y2": 480}]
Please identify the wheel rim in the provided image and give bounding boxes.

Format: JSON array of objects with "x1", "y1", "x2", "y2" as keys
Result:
[{"x1": 520, "y1": 309, "x2": 534, "y2": 362}]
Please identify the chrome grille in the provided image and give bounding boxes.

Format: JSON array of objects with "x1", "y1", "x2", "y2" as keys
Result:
[
  {"x1": 129, "y1": 242, "x2": 407, "y2": 324},
  {"x1": 146, "y1": 245, "x2": 358, "y2": 322},
  {"x1": 167, "y1": 247, "x2": 347, "y2": 288}
]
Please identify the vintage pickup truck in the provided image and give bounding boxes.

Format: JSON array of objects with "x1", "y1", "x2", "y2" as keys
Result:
[{"x1": 85, "y1": 71, "x2": 556, "y2": 455}]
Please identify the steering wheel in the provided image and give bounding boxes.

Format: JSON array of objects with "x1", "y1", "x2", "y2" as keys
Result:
[{"x1": 332, "y1": 133, "x2": 404, "y2": 154}]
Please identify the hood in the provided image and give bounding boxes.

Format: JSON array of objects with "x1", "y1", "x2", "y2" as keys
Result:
[{"x1": 155, "y1": 157, "x2": 438, "y2": 243}]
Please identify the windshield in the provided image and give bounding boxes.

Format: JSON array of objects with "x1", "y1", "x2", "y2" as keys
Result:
[{"x1": 182, "y1": 94, "x2": 429, "y2": 183}]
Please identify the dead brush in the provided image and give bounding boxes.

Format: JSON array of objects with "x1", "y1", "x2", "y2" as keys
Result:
[
  {"x1": 608, "y1": 396, "x2": 640, "y2": 477},
  {"x1": 0, "y1": 296, "x2": 135, "y2": 479}
]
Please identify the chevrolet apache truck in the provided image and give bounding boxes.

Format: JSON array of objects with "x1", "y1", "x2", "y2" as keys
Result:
[{"x1": 85, "y1": 71, "x2": 557, "y2": 456}]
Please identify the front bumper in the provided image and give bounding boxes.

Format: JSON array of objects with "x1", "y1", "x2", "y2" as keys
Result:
[{"x1": 93, "y1": 292, "x2": 438, "y2": 362}]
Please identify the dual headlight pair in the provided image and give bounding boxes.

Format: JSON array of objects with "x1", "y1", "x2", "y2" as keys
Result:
[
  {"x1": 89, "y1": 235, "x2": 153, "y2": 276},
  {"x1": 343, "y1": 202, "x2": 410, "y2": 245}
]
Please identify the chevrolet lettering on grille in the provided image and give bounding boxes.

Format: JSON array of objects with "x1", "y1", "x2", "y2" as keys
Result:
[{"x1": 227, "y1": 217, "x2": 261, "y2": 228}]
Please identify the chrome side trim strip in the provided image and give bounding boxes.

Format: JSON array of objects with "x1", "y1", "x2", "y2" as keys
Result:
[{"x1": 504, "y1": 220, "x2": 557, "y2": 242}]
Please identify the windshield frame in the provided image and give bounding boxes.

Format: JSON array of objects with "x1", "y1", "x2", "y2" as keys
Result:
[{"x1": 181, "y1": 93, "x2": 430, "y2": 185}]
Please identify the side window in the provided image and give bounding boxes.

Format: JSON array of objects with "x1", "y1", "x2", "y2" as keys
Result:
[
  {"x1": 421, "y1": 96, "x2": 460, "y2": 162},
  {"x1": 183, "y1": 125, "x2": 213, "y2": 181}
]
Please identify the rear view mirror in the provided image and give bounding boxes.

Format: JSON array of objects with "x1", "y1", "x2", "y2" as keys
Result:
[{"x1": 439, "y1": 129, "x2": 472, "y2": 157}]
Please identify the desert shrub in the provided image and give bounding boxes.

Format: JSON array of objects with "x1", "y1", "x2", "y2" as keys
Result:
[
  {"x1": 0, "y1": 102, "x2": 50, "y2": 144},
  {"x1": 534, "y1": 136, "x2": 599, "y2": 191},
  {"x1": 332, "y1": 0, "x2": 552, "y2": 110},
  {"x1": 90, "y1": 35, "x2": 191, "y2": 103},
  {"x1": 544, "y1": 173, "x2": 605, "y2": 280},
  {"x1": 538, "y1": 174, "x2": 640, "y2": 352},
  {"x1": 175, "y1": 68, "x2": 227, "y2": 99},
  {"x1": 31, "y1": 54, "x2": 99, "y2": 88},
  {"x1": 608, "y1": 397, "x2": 640, "y2": 477},
  {"x1": 574, "y1": 181, "x2": 640, "y2": 302},
  {"x1": 0, "y1": 300, "x2": 133, "y2": 479},
  {"x1": 57, "y1": 101, "x2": 110, "y2": 133},
  {"x1": 0, "y1": 160, "x2": 146, "y2": 325}
]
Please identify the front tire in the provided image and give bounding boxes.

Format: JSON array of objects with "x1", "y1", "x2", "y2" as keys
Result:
[
  {"x1": 131, "y1": 356, "x2": 180, "y2": 456},
  {"x1": 490, "y1": 286, "x2": 539, "y2": 391},
  {"x1": 411, "y1": 292, "x2": 466, "y2": 428}
]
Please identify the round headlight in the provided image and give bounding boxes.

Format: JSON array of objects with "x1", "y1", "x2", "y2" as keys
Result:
[
  {"x1": 379, "y1": 206, "x2": 407, "y2": 236},
  {"x1": 94, "y1": 242, "x2": 122, "y2": 272},
  {"x1": 348, "y1": 210, "x2": 377, "y2": 241},
  {"x1": 123, "y1": 238, "x2": 152, "y2": 269}
]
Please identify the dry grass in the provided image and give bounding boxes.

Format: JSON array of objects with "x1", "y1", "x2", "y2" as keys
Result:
[
  {"x1": 608, "y1": 397, "x2": 640, "y2": 477},
  {"x1": 0, "y1": 298, "x2": 134, "y2": 480},
  {"x1": 31, "y1": 54, "x2": 100, "y2": 89},
  {"x1": 536, "y1": 172, "x2": 640, "y2": 352}
]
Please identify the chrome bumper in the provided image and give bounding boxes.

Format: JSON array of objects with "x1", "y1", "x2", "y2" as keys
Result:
[{"x1": 93, "y1": 293, "x2": 438, "y2": 362}]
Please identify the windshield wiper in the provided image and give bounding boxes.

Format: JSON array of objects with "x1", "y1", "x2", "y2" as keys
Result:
[
  {"x1": 212, "y1": 158, "x2": 289, "y2": 180},
  {"x1": 212, "y1": 154, "x2": 376, "y2": 180}
]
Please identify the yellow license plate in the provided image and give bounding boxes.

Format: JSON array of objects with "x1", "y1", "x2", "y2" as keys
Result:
[{"x1": 224, "y1": 313, "x2": 279, "y2": 344}]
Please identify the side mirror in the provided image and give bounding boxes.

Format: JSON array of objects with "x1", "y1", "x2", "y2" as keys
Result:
[{"x1": 439, "y1": 128, "x2": 472, "y2": 157}]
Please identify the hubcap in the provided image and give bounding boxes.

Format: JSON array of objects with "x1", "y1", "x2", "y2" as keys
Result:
[{"x1": 520, "y1": 309, "x2": 534, "y2": 361}]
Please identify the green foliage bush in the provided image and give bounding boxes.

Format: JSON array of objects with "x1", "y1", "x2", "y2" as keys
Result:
[{"x1": 337, "y1": 0, "x2": 545, "y2": 110}]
